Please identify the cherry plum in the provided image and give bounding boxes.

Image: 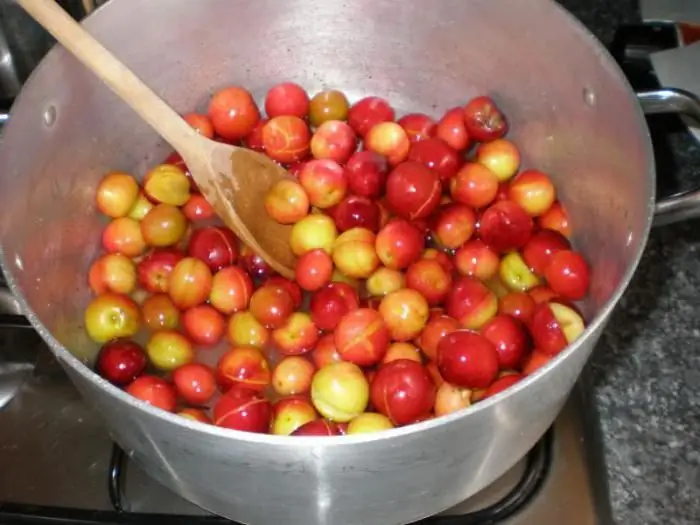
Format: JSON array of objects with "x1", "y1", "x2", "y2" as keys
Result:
[
  {"x1": 379, "y1": 289, "x2": 430, "y2": 342},
  {"x1": 172, "y1": 363, "x2": 217, "y2": 405},
  {"x1": 332, "y1": 227, "x2": 379, "y2": 279},
  {"x1": 345, "y1": 150, "x2": 388, "y2": 199},
  {"x1": 249, "y1": 284, "x2": 295, "y2": 329},
  {"x1": 310, "y1": 120, "x2": 357, "y2": 164},
  {"x1": 295, "y1": 249, "x2": 333, "y2": 291},
  {"x1": 347, "y1": 413, "x2": 394, "y2": 434},
  {"x1": 334, "y1": 308, "x2": 390, "y2": 366},
  {"x1": 272, "y1": 356, "x2": 316, "y2": 396},
  {"x1": 398, "y1": 113, "x2": 436, "y2": 144},
  {"x1": 405, "y1": 259, "x2": 452, "y2": 307},
  {"x1": 292, "y1": 418, "x2": 342, "y2": 436},
  {"x1": 437, "y1": 330, "x2": 499, "y2": 389},
  {"x1": 126, "y1": 376, "x2": 177, "y2": 412},
  {"x1": 463, "y1": 96, "x2": 508, "y2": 143},
  {"x1": 96, "y1": 339, "x2": 147, "y2": 386},
  {"x1": 182, "y1": 194, "x2": 215, "y2": 222},
  {"x1": 265, "y1": 82, "x2": 310, "y2": 119},
  {"x1": 407, "y1": 137, "x2": 460, "y2": 186},
  {"x1": 481, "y1": 314, "x2": 529, "y2": 369},
  {"x1": 309, "y1": 89, "x2": 350, "y2": 127},
  {"x1": 312, "y1": 333, "x2": 344, "y2": 368},
  {"x1": 430, "y1": 203, "x2": 476, "y2": 250},
  {"x1": 479, "y1": 200, "x2": 534, "y2": 253},
  {"x1": 416, "y1": 313, "x2": 460, "y2": 361},
  {"x1": 371, "y1": 359, "x2": 435, "y2": 425},
  {"x1": 529, "y1": 302, "x2": 585, "y2": 356},
  {"x1": 262, "y1": 116, "x2": 311, "y2": 164},
  {"x1": 187, "y1": 226, "x2": 239, "y2": 272},
  {"x1": 434, "y1": 382, "x2": 472, "y2": 417},
  {"x1": 209, "y1": 266, "x2": 254, "y2": 314},
  {"x1": 214, "y1": 387, "x2": 272, "y2": 433},
  {"x1": 375, "y1": 219, "x2": 424, "y2": 270},
  {"x1": 217, "y1": 346, "x2": 271, "y2": 393},
  {"x1": 509, "y1": 170, "x2": 556, "y2": 216},
  {"x1": 181, "y1": 304, "x2": 226, "y2": 347},
  {"x1": 498, "y1": 292, "x2": 536, "y2": 325},
  {"x1": 89, "y1": 253, "x2": 137, "y2": 295},
  {"x1": 102, "y1": 217, "x2": 147, "y2": 257},
  {"x1": 299, "y1": 159, "x2": 348, "y2": 209},
  {"x1": 84, "y1": 293, "x2": 141, "y2": 344},
  {"x1": 435, "y1": 107, "x2": 470, "y2": 151},
  {"x1": 445, "y1": 277, "x2": 498, "y2": 330},
  {"x1": 272, "y1": 312, "x2": 320, "y2": 356},
  {"x1": 544, "y1": 250, "x2": 590, "y2": 301},
  {"x1": 385, "y1": 161, "x2": 441, "y2": 221},
  {"x1": 538, "y1": 201, "x2": 572, "y2": 238},
  {"x1": 143, "y1": 164, "x2": 191, "y2": 207},
  {"x1": 364, "y1": 122, "x2": 411, "y2": 166},
  {"x1": 309, "y1": 282, "x2": 360, "y2": 332},
  {"x1": 140, "y1": 204, "x2": 187, "y2": 248},
  {"x1": 453, "y1": 240, "x2": 500, "y2": 281},
  {"x1": 208, "y1": 86, "x2": 260, "y2": 141},
  {"x1": 476, "y1": 139, "x2": 520, "y2": 182},
  {"x1": 522, "y1": 229, "x2": 571, "y2": 277},
  {"x1": 328, "y1": 195, "x2": 380, "y2": 233},
  {"x1": 146, "y1": 330, "x2": 195, "y2": 372},
  {"x1": 183, "y1": 113, "x2": 214, "y2": 138},
  {"x1": 310, "y1": 362, "x2": 369, "y2": 422},
  {"x1": 366, "y1": 267, "x2": 405, "y2": 297},
  {"x1": 450, "y1": 163, "x2": 499, "y2": 209},
  {"x1": 347, "y1": 96, "x2": 395, "y2": 137},
  {"x1": 271, "y1": 396, "x2": 318, "y2": 436},
  {"x1": 227, "y1": 311, "x2": 270, "y2": 349},
  {"x1": 141, "y1": 293, "x2": 180, "y2": 331},
  {"x1": 96, "y1": 172, "x2": 140, "y2": 218},
  {"x1": 168, "y1": 257, "x2": 213, "y2": 310}
]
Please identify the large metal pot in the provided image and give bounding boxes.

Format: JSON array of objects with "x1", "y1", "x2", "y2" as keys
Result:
[{"x1": 1, "y1": 1, "x2": 699, "y2": 524}]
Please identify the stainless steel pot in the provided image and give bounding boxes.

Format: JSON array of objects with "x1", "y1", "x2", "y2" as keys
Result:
[{"x1": 1, "y1": 1, "x2": 699, "y2": 524}]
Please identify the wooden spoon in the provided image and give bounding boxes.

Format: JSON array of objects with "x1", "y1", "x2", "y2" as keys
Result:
[{"x1": 18, "y1": 0, "x2": 297, "y2": 278}]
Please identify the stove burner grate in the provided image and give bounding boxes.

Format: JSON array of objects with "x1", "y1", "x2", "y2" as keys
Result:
[{"x1": 0, "y1": 429, "x2": 551, "y2": 525}]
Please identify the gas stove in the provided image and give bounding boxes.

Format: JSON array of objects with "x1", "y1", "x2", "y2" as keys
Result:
[
  {"x1": 2, "y1": 10, "x2": 687, "y2": 525},
  {"x1": 0, "y1": 286, "x2": 612, "y2": 525}
]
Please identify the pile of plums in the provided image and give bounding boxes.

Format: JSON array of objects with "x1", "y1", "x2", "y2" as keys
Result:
[{"x1": 85, "y1": 81, "x2": 590, "y2": 436}]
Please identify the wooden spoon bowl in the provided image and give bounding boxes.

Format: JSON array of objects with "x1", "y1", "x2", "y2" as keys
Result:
[{"x1": 197, "y1": 144, "x2": 296, "y2": 277}]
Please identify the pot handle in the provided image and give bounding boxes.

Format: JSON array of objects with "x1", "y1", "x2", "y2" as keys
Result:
[
  {"x1": 0, "y1": 110, "x2": 30, "y2": 329},
  {"x1": 611, "y1": 23, "x2": 700, "y2": 227},
  {"x1": 0, "y1": 106, "x2": 39, "y2": 407},
  {"x1": 0, "y1": 285, "x2": 37, "y2": 410},
  {"x1": 638, "y1": 88, "x2": 700, "y2": 226}
]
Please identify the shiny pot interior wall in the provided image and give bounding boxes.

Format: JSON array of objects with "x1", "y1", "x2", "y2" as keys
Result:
[{"x1": 0, "y1": 0, "x2": 652, "y2": 364}]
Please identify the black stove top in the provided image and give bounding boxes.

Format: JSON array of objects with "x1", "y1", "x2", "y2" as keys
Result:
[{"x1": 0, "y1": 435, "x2": 552, "y2": 525}]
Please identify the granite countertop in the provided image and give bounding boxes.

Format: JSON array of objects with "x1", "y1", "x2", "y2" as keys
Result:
[{"x1": 556, "y1": 1, "x2": 700, "y2": 524}]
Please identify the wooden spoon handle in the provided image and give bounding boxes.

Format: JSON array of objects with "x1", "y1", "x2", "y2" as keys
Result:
[{"x1": 17, "y1": 0, "x2": 198, "y2": 155}]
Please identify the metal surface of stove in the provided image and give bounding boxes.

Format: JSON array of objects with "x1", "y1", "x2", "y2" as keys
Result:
[{"x1": 0, "y1": 331, "x2": 614, "y2": 524}]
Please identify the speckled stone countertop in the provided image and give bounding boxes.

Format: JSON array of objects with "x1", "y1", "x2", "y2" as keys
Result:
[{"x1": 556, "y1": 1, "x2": 700, "y2": 524}]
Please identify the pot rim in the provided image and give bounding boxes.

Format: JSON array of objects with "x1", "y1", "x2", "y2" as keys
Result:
[{"x1": 0, "y1": 0, "x2": 656, "y2": 447}]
